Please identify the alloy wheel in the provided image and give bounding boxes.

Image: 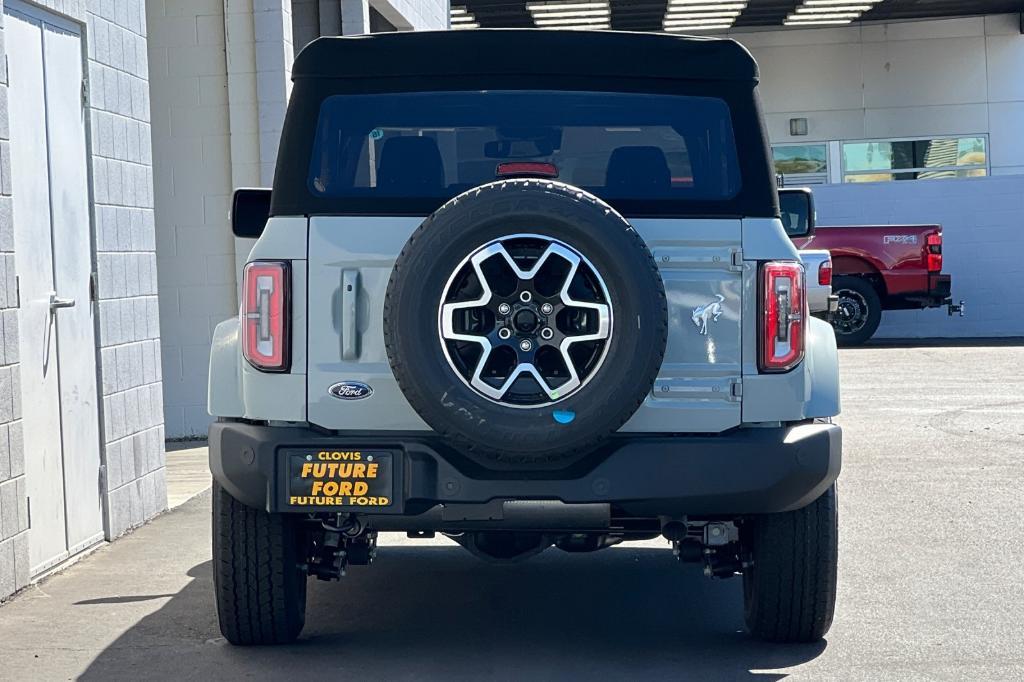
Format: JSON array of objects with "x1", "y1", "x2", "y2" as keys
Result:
[{"x1": 438, "y1": 234, "x2": 612, "y2": 407}]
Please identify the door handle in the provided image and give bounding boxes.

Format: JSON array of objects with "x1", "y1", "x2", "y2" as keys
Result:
[
  {"x1": 49, "y1": 292, "x2": 76, "y2": 313},
  {"x1": 340, "y1": 270, "x2": 360, "y2": 360}
]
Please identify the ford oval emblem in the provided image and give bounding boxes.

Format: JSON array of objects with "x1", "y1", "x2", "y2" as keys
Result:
[{"x1": 328, "y1": 381, "x2": 373, "y2": 400}]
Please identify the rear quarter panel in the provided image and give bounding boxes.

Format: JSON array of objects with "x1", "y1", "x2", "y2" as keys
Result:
[
  {"x1": 741, "y1": 218, "x2": 840, "y2": 422},
  {"x1": 208, "y1": 217, "x2": 308, "y2": 422}
]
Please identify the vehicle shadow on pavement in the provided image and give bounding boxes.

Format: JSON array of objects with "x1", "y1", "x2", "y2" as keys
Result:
[{"x1": 79, "y1": 543, "x2": 826, "y2": 680}]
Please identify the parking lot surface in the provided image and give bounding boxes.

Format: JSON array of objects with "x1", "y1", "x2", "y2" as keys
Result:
[{"x1": 0, "y1": 342, "x2": 1022, "y2": 680}]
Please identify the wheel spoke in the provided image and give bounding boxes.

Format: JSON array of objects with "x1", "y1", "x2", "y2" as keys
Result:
[
  {"x1": 474, "y1": 363, "x2": 562, "y2": 402},
  {"x1": 557, "y1": 256, "x2": 611, "y2": 340}
]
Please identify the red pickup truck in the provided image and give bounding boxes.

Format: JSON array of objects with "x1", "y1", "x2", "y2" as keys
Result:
[{"x1": 780, "y1": 189, "x2": 963, "y2": 345}]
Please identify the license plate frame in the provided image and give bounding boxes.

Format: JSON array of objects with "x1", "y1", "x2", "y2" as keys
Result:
[{"x1": 281, "y1": 448, "x2": 400, "y2": 512}]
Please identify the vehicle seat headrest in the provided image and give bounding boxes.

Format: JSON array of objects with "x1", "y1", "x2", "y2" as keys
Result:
[
  {"x1": 377, "y1": 136, "x2": 445, "y2": 193},
  {"x1": 605, "y1": 145, "x2": 671, "y2": 194}
]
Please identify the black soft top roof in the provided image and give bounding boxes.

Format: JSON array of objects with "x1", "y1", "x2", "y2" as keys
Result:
[{"x1": 292, "y1": 29, "x2": 759, "y2": 83}]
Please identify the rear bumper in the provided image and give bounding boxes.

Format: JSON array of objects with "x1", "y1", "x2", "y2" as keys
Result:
[
  {"x1": 888, "y1": 273, "x2": 953, "y2": 309},
  {"x1": 209, "y1": 421, "x2": 842, "y2": 521},
  {"x1": 923, "y1": 273, "x2": 952, "y2": 307}
]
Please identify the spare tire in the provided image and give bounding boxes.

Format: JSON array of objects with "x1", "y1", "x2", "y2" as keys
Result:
[{"x1": 384, "y1": 179, "x2": 666, "y2": 467}]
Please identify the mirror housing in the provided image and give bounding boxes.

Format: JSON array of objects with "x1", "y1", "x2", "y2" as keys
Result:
[
  {"x1": 231, "y1": 188, "x2": 272, "y2": 238},
  {"x1": 778, "y1": 187, "x2": 815, "y2": 238}
]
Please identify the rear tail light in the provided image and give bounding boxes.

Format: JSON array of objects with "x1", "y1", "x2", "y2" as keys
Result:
[
  {"x1": 242, "y1": 261, "x2": 290, "y2": 372},
  {"x1": 926, "y1": 232, "x2": 943, "y2": 272},
  {"x1": 760, "y1": 261, "x2": 806, "y2": 372},
  {"x1": 818, "y1": 259, "x2": 833, "y2": 287}
]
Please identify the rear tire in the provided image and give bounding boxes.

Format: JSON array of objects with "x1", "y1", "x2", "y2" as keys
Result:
[
  {"x1": 213, "y1": 481, "x2": 307, "y2": 645},
  {"x1": 742, "y1": 484, "x2": 838, "y2": 643},
  {"x1": 832, "y1": 276, "x2": 881, "y2": 346}
]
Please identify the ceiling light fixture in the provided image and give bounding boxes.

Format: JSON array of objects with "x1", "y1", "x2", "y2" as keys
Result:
[
  {"x1": 664, "y1": 23, "x2": 733, "y2": 31},
  {"x1": 667, "y1": 0, "x2": 745, "y2": 5},
  {"x1": 666, "y1": 15, "x2": 742, "y2": 22},
  {"x1": 450, "y1": 6, "x2": 480, "y2": 28},
  {"x1": 787, "y1": 12, "x2": 861, "y2": 20},
  {"x1": 533, "y1": 15, "x2": 611, "y2": 25},
  {"x1": 529, "y1": 0, "x2": 607, "y2": 8},
  {"x1": 804, "y1": 0, "x2": 882, "y2": 4},
  {"x1": 664, "y1": 0, "x2": 746, "y2": 31},
  {"x1": 667, "y1": 3, "x2": 746, "y2": 11},
  {"x1": 795, "y1": 6, "x2": 871, "y2": 13},
  {"x1": 530, "y1": 8, "x2": 609, "y2": 19},
  {"x1": 665, "y1": 12, "x2": 743, "y2": 24},
  {"x1": 784, "y1": 17, "x2": 855, "y2": 24},
  {"x1": 528, "y1": 0, "x2": 611, "y2": 29},
  {"x1": 786, "y1": 0, "x2": 876, "y2": 27}
]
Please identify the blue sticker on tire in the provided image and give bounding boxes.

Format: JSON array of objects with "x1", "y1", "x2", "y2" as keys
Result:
[{"x1": 553, "y1": 410, "x2": 575, "y2": 424}]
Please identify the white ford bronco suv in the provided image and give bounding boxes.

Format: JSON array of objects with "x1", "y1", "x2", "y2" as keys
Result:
[{"x1": 209, "y1": 30, "x2": 842, "y2": 646}]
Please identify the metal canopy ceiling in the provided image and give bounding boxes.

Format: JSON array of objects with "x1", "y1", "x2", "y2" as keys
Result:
[{"x1": 451, "y1": 0, "x2": 1022, "y2": 32}]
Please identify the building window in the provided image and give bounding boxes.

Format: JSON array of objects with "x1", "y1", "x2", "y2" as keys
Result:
[
  {"x1": 773, "y1": 144, "x2": 828, "y2": 185},
  {"x1": 841, "y1": 136, "x2": 987, "y2": 183}
]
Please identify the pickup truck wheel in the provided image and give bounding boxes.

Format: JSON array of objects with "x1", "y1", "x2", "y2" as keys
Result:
[
  {"x1": 832, "y1": 276, "x2": 881, "y2": 346},
  {"x1": 213, "y1": 481, "x2": 307, "y2": 645},
  {"x1": 384, "y1": 179, "x2": 667, "y2": 468},
  {"x1": 742, "y1": 484, "x2": 838, "y2": 643}
]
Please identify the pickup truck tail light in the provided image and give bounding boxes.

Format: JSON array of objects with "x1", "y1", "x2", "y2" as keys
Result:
[
  {"x1": 242, "y1": 261, "x2": 290, "y2": 372},
  {"x1": 926, "y1": 232, "x2": 943, "y2": 272},
  {"x1": 760, "y1": 261, "x2": 805, "y2": 372},
  {"x1": 818, "y1": 259, "x2": 833, "y2": 287}
]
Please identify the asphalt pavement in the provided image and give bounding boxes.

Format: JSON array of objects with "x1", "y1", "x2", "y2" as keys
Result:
[{"x1": 0, "y1": 342, "x2": 1022, "y2": 680}]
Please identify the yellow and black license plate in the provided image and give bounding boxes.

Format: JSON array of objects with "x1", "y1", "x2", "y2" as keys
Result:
[{"x1": 285, "y1": 449, "x2": 395, "y2": 509}]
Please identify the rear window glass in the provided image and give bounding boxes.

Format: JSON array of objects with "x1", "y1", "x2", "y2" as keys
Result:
[{"x1": 308, "y1": 91, "x2": 741, "y2": 203}]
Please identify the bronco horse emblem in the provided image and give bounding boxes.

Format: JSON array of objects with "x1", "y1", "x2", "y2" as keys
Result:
[{"x1": 691, "y1": 295, "x2": 725, "y2": 335}]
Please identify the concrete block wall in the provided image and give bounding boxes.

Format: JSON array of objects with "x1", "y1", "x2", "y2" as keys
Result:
[
  {"x1": 291, "y1": 0, "x2": 318, "y2": 47},
  {"x1": 253, "y1": 0, "x2": 294, "y2": 186},
  {"x1": 82, "y1": 0, "x2": 166, "y2": 540},
  {"x1": 813, "y1": 175, "x2": 1024, "y2": 338},
  {"x1": 0, "y1": 0, "x2": 163, "y2": 601},
  {"x1": 374, "y1": 0, "x2": 448, "y2": 31},
  {"x1": 0, "y1": 3, "x2": 29, "y2": 601},
  {"x1": 147, "y1": 0, "x2": 236, "y2": 437}
]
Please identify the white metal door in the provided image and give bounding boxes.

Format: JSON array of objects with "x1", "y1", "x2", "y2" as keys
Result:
[
  {"x1": 6, "y1": 3, "x2": 103, "y2": 574},
  {"x1": 44, "y1": 15, "x2": 105, "y2": 558}
]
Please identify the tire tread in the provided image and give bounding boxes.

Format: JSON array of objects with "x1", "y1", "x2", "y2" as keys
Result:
[
  {"x1": 213, "y1": 482, "x2": 306, "y2": 645},
  {"x1": 744, "y1": 485, "x2": 838, "y2": 642}
]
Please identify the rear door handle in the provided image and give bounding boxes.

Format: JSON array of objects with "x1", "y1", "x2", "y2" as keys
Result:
[
  {"x1": 49, "y1": 292, "x2": 76, "y2": 313},
  {"x1": 341, "y1": 270, "x2": 360, "y2": 360}
]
